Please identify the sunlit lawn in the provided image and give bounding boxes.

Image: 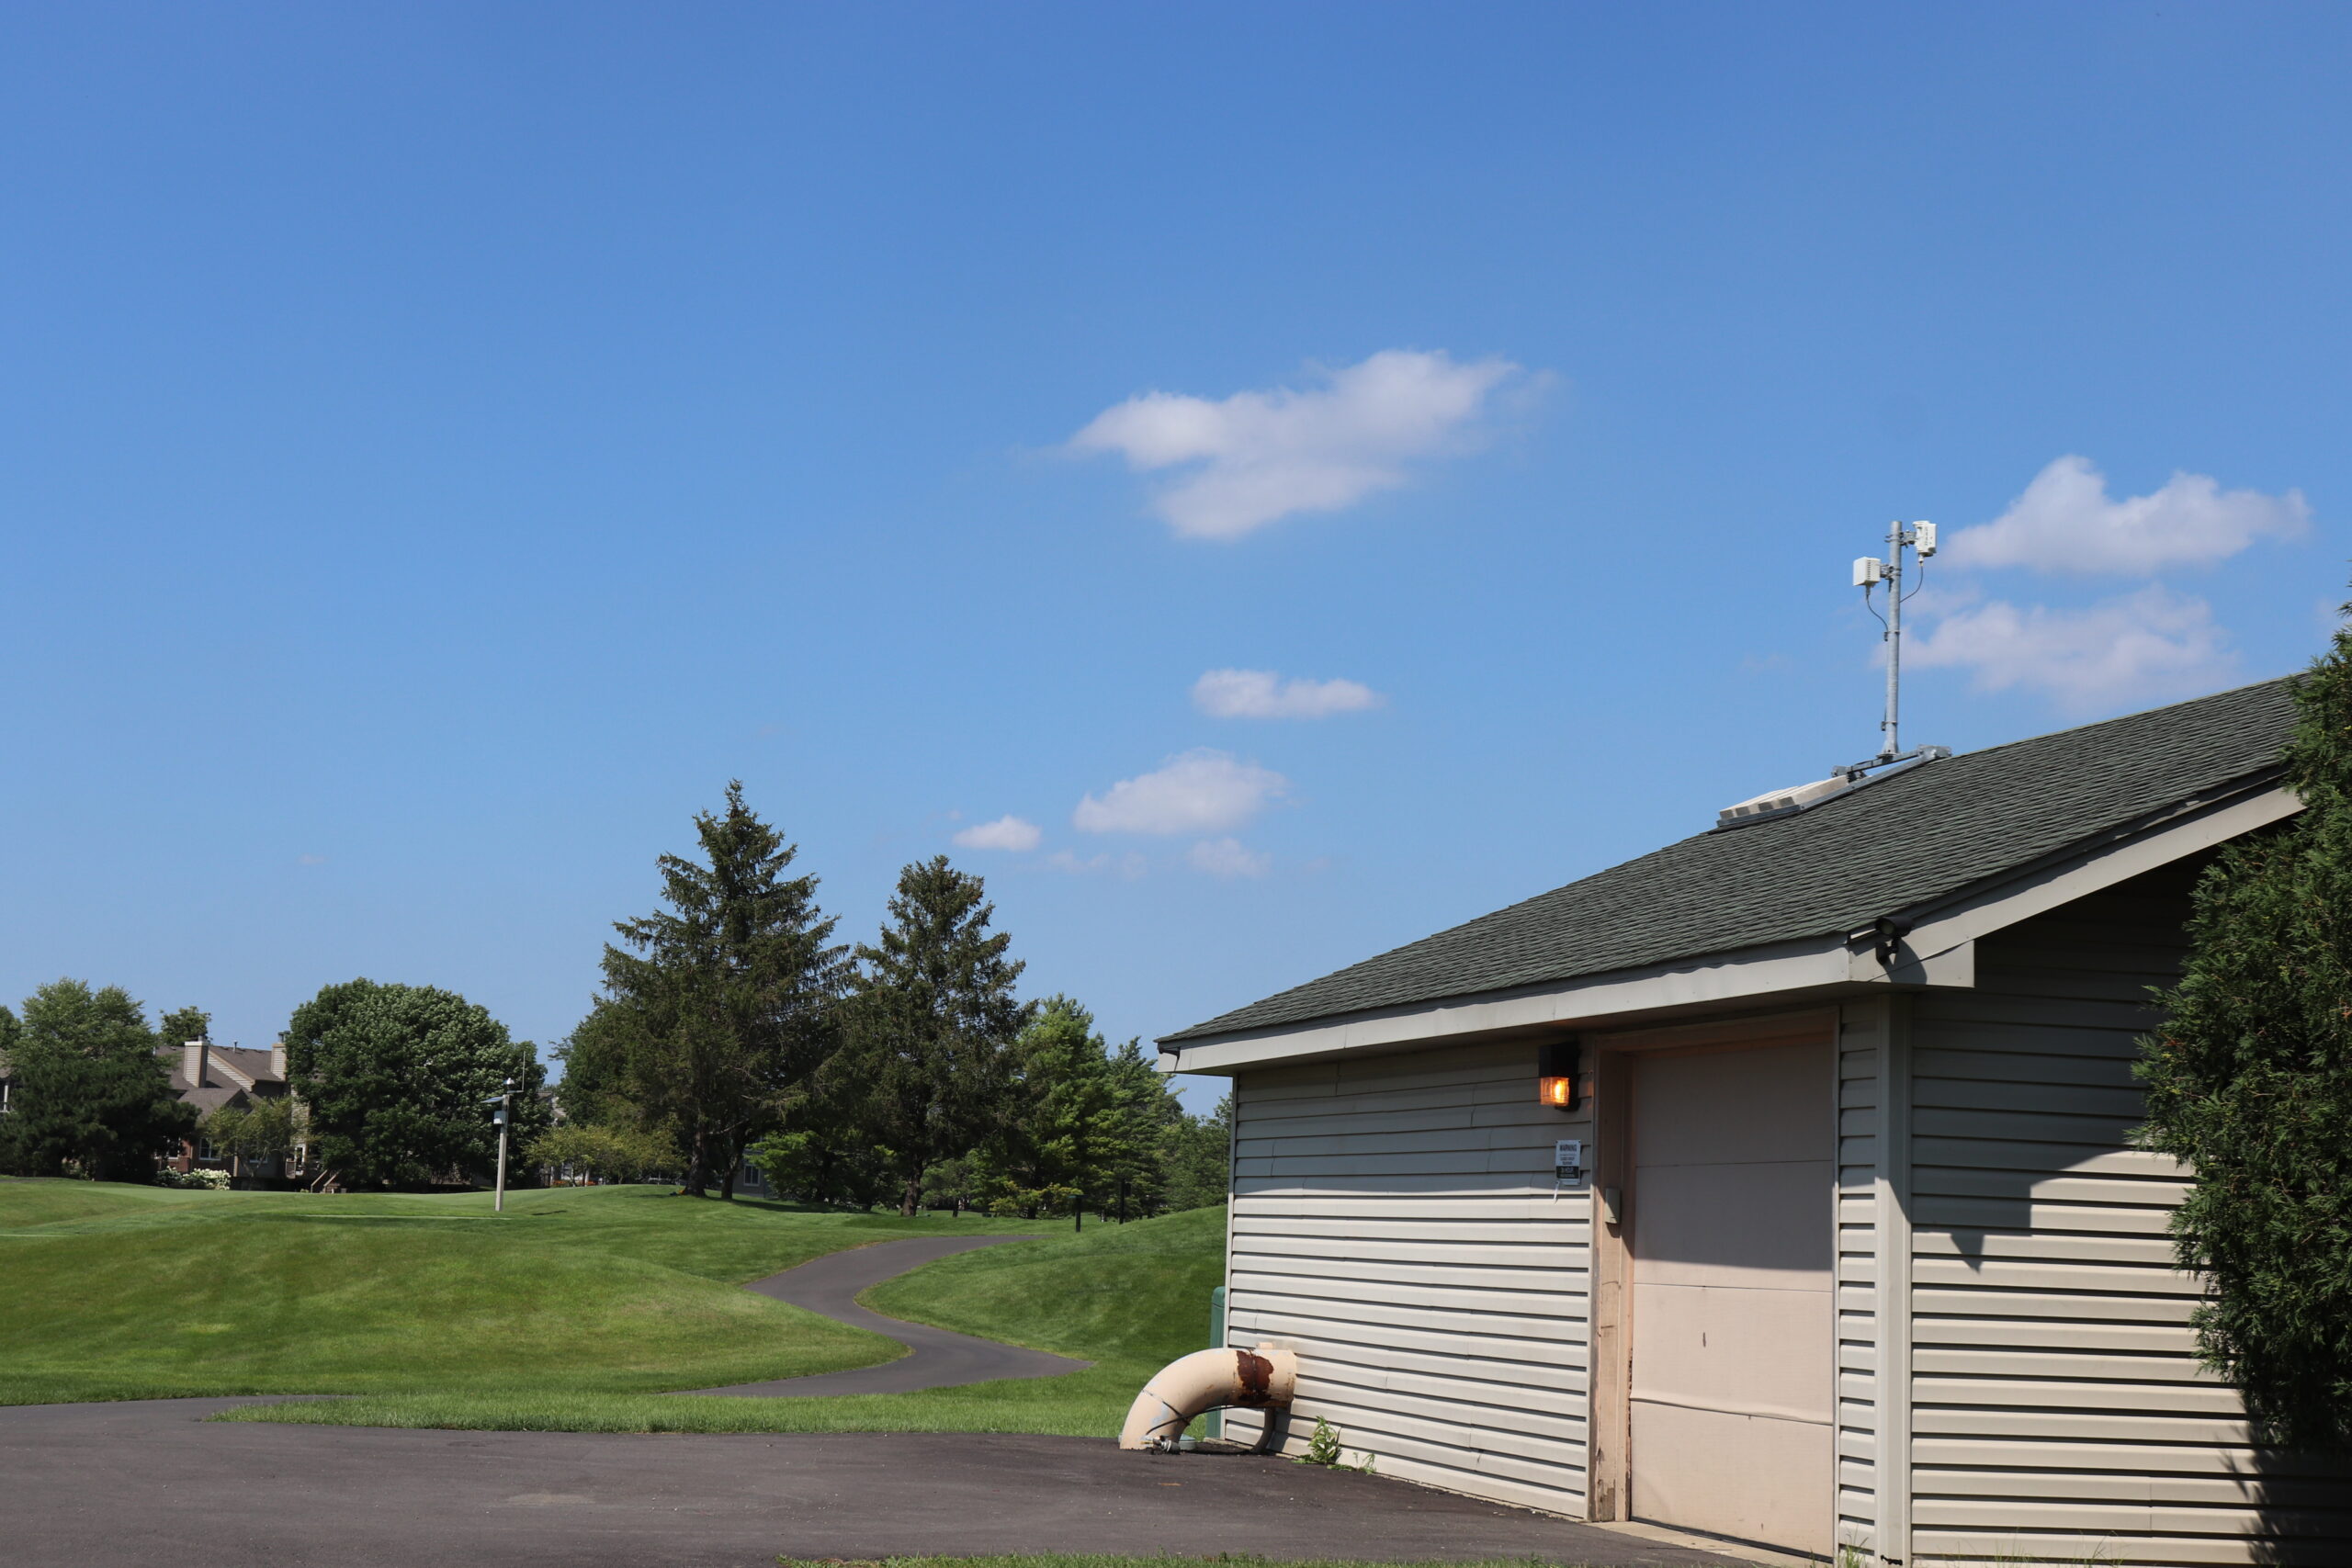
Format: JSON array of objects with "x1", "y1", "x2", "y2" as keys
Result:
[{"x1": 0, "y1": 1178, "x2": 1039, "y2": 1408}]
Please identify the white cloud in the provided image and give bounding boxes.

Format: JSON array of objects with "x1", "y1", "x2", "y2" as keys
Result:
[
  {"x1": 1188, "y1": 837, "x2": 1271, "y2": 878},
  {"x1": 951, "y1": 815, "x2": 1041, "y2": 852},
  {"x1": 1192, "y1": 668, "x2": 1383, "y2": 719},
  {"x1": 1946, "y1": 455, "x2": 2308, "y2": 575},
  {"x1": 1047, "y1": 849, "x2": 1148, "y2": 879},
  {"x1": 1069, "y1": 349, "x2": 1521, "y2": 539},
  {"x1": 1074, "y1": 749, "x2": 1289, "y2": 835},
  {"x1": 1909, "y1": 585, "x2": 2239, "y2": 713}
]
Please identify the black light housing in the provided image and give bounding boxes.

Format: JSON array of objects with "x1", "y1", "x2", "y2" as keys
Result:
[{"x1": 1537, "y1": 1039, "x2": 1580, "y2": 1111}]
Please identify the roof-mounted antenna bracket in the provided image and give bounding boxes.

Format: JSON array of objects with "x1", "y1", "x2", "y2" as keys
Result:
[{"x1": 1838, "y1": 519, "x2": 1951, "y2": 783}]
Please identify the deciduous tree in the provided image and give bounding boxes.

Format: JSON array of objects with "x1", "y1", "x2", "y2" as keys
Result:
[
  {"x1": 285, "y1": 979, "x2": 546, "y2": 1190},
  {"x1": 0, "y1": 981, "x2": 192, "y2": 1181}
]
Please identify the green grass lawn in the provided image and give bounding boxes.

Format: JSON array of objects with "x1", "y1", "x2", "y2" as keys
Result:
[
  {"x1": 218, "y1": 1199, "x2": 1227, "y2": 1436},
  {"x1": 0, "y1": 1178, "x2": 1041, "y2": 1408},
  {"x1": 0, "y1": 1176, "x2": 1227, "y2": 1439}
]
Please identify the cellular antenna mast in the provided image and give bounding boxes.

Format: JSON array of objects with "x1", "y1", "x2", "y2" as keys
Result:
[{"x1": 1839, "y1": 519, "x2": 1951, "y2": 782}]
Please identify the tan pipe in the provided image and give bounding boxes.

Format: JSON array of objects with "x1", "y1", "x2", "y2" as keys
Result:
[{"x1": 1118, "y1": 1341, "x2": 1297, "y2": 1451}]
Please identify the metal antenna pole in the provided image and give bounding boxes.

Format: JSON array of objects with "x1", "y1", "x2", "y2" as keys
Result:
[{"x1": 1882, "y1": 518, "x2": 1903, "y2": 761}]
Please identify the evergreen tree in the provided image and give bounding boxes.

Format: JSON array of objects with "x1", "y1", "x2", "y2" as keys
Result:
[
  {"x1": 2143, "y1": 620, "x2": 2352, "y2": 1450},
  {"x1": 285, "y1": 979, "x2": 546, "y2": 1190},
  {"x1": 1102, "y1": 1037, "x2": 1184, "y2": 1218},
  {"x1": 595, "y1": 782, "x2": 846, "y2": 1197},
  {"x1": 0, "y1": 980, "x2": 192, "y2": 1181},
  {"x1": 550, "y1": 1001, "x2": 642, "y2": 1131},
  {"x1": 1159, "y1": 1092, "x2": 1235, "y2": 1213},
  {"x1": 973, "y1": 996, "x2": 1116, "y2": 1216},
  {"x1": 838, "y1": 856, "x2": 1032, "y2": 1216}
]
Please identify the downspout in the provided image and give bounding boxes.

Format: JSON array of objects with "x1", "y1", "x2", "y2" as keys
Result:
[{"x1": 1118, "y1": 1342, "x2": 1297, "y2": 1451}]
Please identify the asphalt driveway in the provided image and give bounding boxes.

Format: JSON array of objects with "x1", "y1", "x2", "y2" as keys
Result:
[{"x1": 0, "y1": 1397, "x2": 1751, "y2": 1567}]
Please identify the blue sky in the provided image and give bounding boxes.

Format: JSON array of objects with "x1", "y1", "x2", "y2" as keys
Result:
[{"x1": 3, "y1": 4, "x2": 2346, "y2": 1105}]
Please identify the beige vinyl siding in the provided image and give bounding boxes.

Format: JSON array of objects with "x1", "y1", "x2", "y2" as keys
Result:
[
  {"x1": 1225, "y1": 1041, "x2": 1591, "y2": 1517},
  {"x1": 1837, "y1": 996, "x2": 1890, "y2": 1561},
  {"x1": 1905, "y1": 863, "x2": 2352, "y2": 1567}
]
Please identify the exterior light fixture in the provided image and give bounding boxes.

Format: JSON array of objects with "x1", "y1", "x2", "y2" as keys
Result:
[{"x1": 1537, "y1": 1040, "x2": 1580, "y2": 1111}]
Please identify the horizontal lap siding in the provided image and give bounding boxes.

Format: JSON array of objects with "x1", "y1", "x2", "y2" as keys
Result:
[
  {"x1": 1838, "y1": 998, "x2": 1886, "y2": 1560},
  {"x1": 1227, "y1": 1042, "x2": 1590, "y2": 1517},
  {"x1": 1907, "y1": 867, "x2": 2352, "y2": 1566}
]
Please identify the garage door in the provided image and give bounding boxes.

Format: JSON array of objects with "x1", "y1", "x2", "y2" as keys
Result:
[{"x1": 1629, "y1": 1039, "x2": 1835, "y2": 1557}]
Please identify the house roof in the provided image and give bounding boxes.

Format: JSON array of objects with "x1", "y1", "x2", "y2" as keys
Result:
[
  {"x1": 1161, "y1": 677, "x2": 2299, "y2": 1046},
  {"x1": 161, "y1": 1045, "x2": 286, "y2": 1098}
]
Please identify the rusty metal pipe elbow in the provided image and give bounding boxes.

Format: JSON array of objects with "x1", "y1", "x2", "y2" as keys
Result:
[{"x1": 1118, "y1": 1342, "x2": 1297, "y2": 1451}]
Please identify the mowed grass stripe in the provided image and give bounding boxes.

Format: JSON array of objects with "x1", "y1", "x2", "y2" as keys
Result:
[
  {"x1": 0, "y1": 1179, "x2": 1046, "y2": 1408},
  {"x1": 224, "y1": 1202, "x2": 1229, "y2": 1436}
]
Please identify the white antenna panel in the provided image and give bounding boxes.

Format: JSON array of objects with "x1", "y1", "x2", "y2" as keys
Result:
[
  {"x1": 1853, "y1": 557, "x2": 1885, "y2": 587},
  {"x1": 1914, "y1": 522, "x2": 1937, "y2": 557}
]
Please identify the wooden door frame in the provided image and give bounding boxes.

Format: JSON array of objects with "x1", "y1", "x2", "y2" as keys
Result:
[{"x1": 1580, "y1": 1007, "x2": 1838, "y2": 1529}]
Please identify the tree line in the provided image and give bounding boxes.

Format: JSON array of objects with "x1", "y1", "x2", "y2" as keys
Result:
[
  {"x1": 0, "y1": 973, "x2": 546, "y2": 1190},
  {"x1": 553, "y1": 783, "x2": 1231, "y2": 1217},
  {"x1": 0, "y1": 782, "x2": 1229, "y2": 1214}
]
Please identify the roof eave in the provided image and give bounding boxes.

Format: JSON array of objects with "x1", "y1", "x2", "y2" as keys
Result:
[{"x1": 1159, "y1": 775, "x2": 2299, "y2": 1077}]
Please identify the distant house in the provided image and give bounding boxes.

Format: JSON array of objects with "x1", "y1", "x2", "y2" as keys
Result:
[
  {"x1": 1158, "y1": 679, "x2": 2351, "y2": 1566},
  {"x1": 161, "y1": 1039, "x2": 297, "y2": 1179}
]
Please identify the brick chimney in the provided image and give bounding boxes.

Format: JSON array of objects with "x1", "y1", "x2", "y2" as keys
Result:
[
  {"x1": 181, "y1": 1040, "x2": 209, "y2": 1089},
  {"x1": 269, "y1": 1039, "x2": 288, "y2": 1082}
]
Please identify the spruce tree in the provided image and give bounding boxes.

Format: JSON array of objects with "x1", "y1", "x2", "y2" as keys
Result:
[
  {"x1": 838, "y1": 856, "x2": 1031, "y2": 1216},
  {"x1": 975, "y1": 997, "x2": 1116, "y2": 1217},
  {"x1": 2142, "y1": 623, "x2": 2352, "y2": 1450},
  {"x1": 597, "y1": 782, "x2": 846, "y2": 1197}
]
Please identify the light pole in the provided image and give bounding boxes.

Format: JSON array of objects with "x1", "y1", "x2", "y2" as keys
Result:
[{"x1": 488, "y1": 1077, "x2": 514, "y2": 1213}]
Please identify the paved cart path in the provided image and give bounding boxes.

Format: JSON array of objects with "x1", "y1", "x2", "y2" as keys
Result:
[
  {"x1": 694, "y1": 1232, "x2": 1090, "y2": 1396},
  {"x1": 0, "y1": 1398, "x2": 1750, "y2": 1568}
]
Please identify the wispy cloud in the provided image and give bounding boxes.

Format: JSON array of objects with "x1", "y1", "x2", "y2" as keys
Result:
[
  {"x1": 1047, "y1": 849, "x2": 1148, "y2": 879},
  {"x1": 1187, "y1": 837, "x2": 1271, "y2": 879},
  {"x1": 1945, "y1": 455, "x2": 2307, "y2": 575},
  {"x1": 1074, "y1": 750, "x2": 1289, "y2": 835},
  {"x1": 1192, "y1": 668, "x2": 1383, "y2": 719},
  {"x1": 1909, "y1": 584, "x2": 2238, "y2": 713},
  {"x1": 951, "y1": 815, "x2": 1041, "y2": 852},
  {"x1": 1069, "y1": 349, "x2": 1522, "y2": 539}
]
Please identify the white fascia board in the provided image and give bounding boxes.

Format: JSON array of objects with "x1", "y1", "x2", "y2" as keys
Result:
[
  {"x1": 1161, "y1": 933, "x2": 1863, "y2": 1076},
  {"x1": 1861, "y1": 783, "x2": 2299, "y2": 979}
]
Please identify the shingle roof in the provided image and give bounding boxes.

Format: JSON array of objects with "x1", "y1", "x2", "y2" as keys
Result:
[{"x1": 1162, "y1": 677, "x2": 2299, "y2": 1045}]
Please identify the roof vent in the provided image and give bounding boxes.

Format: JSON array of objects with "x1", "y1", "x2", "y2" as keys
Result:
[{"x1": 1716, "y1": 775, "x2": 1854, "y2": 829}]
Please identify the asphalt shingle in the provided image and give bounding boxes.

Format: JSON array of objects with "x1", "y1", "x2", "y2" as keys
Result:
[{"x1": 1162, "y1": 677, "x2": 2298, "y2": 1044}]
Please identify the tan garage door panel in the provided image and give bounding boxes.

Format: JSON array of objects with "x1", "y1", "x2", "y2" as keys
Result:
[
  {"x1": 1628, "y1": 1039, "x2": 1834, "y2": 1559},
  {"x1": 1629, "y1": 1400, "x2": 1834, "y2": 1553}
]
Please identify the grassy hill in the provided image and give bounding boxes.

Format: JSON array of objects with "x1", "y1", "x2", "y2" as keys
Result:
[
  {"x1": 0, "y1": 1179, "x2": 1028, "y2": 1407},
  {"x1": 0, "y1": 1177, "x2": 1229, "y2": 1438}
]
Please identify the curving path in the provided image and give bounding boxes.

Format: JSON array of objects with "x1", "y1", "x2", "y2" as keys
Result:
[{"x1": 694, "y1": 1233, "x2": 1090, "y2": 1396}]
